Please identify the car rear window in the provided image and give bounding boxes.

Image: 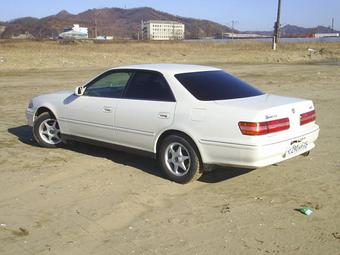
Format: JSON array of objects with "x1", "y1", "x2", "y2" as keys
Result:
[{"x1": 175, "y1": 70, "x2": 264, "y2": 101}]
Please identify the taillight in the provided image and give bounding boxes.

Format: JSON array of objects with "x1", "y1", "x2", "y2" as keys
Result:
[
  {"x1": 300, "y1": 110, "x2": 316, "y2": 125},
  {"x1": 239, "y1": 118, "x2": 290, "y2": 136}
]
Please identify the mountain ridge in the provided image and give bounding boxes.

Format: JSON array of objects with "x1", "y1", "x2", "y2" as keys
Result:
[
  {"x1": 243, "y1": 24, "x2": 339, "y2": 37},
  {"x1": 1, "y1": 7, "x2": 338, "y2": 39},
  {"x1": 0, "y1": 7, "x2": 233, "y2": 39}
]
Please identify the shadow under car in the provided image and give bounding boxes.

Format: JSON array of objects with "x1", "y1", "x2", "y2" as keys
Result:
[{"x1": 8, "y1": 125, "x2": 253, "y2": 183}]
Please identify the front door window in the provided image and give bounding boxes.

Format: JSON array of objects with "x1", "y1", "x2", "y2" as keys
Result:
[{"x1": 84, "y1": 71, "x2": 132, "y2": 98}]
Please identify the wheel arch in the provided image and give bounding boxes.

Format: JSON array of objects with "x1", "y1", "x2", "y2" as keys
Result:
[
  {"x1": 155, "y1": 129, "x2": 203, "y2": 163},
  {"x1": 34, "y1": 106, "x2": 57, "y2": 121}
]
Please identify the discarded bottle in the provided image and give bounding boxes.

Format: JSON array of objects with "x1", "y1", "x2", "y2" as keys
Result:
[{"x1": 298, "y1": 207, "x2": 313, "y2": 216}]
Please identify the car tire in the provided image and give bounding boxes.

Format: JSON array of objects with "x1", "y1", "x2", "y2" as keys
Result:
[
  {"x1": 302, "y1": 151, "x2": 310, "y2": 157},
  {"x1": 159, "y1": 135, "x2": 202, "y2": 183},
  {"x1": 33, "y1": 112, "x2": 63, "y2": 148}
]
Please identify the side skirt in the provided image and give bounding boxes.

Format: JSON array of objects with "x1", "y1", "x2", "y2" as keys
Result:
[{"x1": 61, "y1": 134, "x2": 156, "y2": 159}]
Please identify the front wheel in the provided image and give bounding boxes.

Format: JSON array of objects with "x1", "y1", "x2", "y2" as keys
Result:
[
  {"x1": 33, "y1": 112, "x2": 62, "y2": 148},
  {"x1": 159, "y1": 135, "x2": 202, "y2": 183}
]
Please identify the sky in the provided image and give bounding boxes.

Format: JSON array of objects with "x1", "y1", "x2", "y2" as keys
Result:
[{"x1": 0, "y1": 0, "x2": 339, "y2": 31}]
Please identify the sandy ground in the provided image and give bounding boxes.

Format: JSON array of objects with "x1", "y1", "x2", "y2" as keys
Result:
[{"x1": 0, "y1": 42, "x2": 340, "y2": 254}]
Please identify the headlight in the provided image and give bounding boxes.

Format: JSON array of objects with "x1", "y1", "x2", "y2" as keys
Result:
[{"x1": 28, "y1": 100, "x2": 34, "y2": 109}]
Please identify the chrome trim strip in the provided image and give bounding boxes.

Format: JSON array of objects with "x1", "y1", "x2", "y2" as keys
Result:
[
  {"x1": 115, "y1": 126, "x2": 154, "y2": 137},
  {"x1": 59, "y1": 117, "x2": 114, "y2": 130},
  {"x1": 59, "y1": 118, "x2": 154, "y2": 136}
]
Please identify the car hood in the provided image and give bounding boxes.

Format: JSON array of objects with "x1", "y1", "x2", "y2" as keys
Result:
[
  {"x1": 33, "y1": 90, "x2": 73, "y2": 100},
  {"x1": 38, "y1": 90, "x2": 73, "y2": 97},
  {"x1": 32, "y1": 90, "x2": 74, "y2": 106}
]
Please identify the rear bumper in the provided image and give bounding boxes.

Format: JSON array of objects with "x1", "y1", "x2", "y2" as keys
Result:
[{"x1": 199, "y1": 126, "x2": 319, "y2": 168}]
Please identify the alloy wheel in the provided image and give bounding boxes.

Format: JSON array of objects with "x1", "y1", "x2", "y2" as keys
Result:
[
  {"x1": 164, "y1": 142, "x2": 191, "y2": 176},
  {"x1": 38, "y1": 119, "x2": 62, "y2": 145}
]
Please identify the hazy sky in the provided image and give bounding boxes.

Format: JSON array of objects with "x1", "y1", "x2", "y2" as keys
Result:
[{"x1": 1, "y1": 0, "x2": 339, "y2": 31}]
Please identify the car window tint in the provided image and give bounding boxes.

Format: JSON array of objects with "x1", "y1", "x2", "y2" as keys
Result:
[
  {"x1": 84, "y1": 72, "x2": 132, "y2": 98},
  {"x1": 124, "y1": 71, "x2": 175, "y2": 101},
  {"x1": 175, "y1": 70, "x2": 264, "y2": 101}
]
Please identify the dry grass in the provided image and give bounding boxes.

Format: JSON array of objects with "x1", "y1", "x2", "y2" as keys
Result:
[{"x1": 0, "y1": 40, "x2": 339, "y2": 71}]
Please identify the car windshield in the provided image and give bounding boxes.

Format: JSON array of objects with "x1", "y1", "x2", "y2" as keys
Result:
[{"x1": 175, "y1": 70, "x2": 264, "y2": 101}]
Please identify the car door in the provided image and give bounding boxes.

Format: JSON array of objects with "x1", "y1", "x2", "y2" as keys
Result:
[
  {"x1": 115, "y1": 70, "x2": 176, "y2": 152},
  {"x1": 61, "y1": 70, "x2": 133, "y2": 142}
]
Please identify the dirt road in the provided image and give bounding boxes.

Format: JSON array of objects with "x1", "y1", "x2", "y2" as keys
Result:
[{"x1": 0, "y1": 61, "x2": 339, "y2": 254}]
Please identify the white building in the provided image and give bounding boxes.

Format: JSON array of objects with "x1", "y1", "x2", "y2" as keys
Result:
[
  {"x1": 223, "y1": 33, "x2": 269, "y2": 39},
  {"x1": 142, "y1": 20, "x2": 185, "y2": 40},
  {"x1": 96, "y1": 35, "x2": 114, "y2": 40},
  {"x1": 59, "y1": 24, "x2": 88, "y2": 39},
  {"x1": 314, "y1": 33, "x2": 339, "y2": 38}
]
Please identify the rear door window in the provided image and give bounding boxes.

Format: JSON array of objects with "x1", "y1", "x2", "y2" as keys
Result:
[
  {"x1": 175, "y1": 70, "x2": 264, "y2": 101},
  {"x1": 124, "y1": 71, "x2": 175, "y2": 101}
]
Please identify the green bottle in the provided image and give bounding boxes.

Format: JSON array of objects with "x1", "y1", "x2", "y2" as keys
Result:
[{"x1": 298, "y1": 207, "x2": 313, "y2": 215}]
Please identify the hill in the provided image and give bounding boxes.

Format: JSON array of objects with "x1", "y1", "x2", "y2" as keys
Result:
[
  {"x1": 0, "y1": 7, "x2": 233, "y2": 39},
  {"x1": 280, "y1": 24, "x2": 338, "y2": 37},
  {"x1": 244, "y1": 24, "x2": 339, "y2": 37}
]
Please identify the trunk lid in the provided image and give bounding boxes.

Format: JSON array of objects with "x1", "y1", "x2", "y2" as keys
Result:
[{"x1": 214, "y1": 94, "x2": 316, "y2": 135}]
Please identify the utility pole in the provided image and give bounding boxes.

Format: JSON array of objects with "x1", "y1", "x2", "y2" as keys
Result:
[
  {"x1": 229, "y1": 20, "x2": 238, "y2": 40},
  {"x1": 94, "y1": 16, "x2": 98, "y2": 38},
  {"x1": 272, "y1": 0, "x2": 282, "y2": 50},
  {"x1": 93, "y1": 10, "x2": 101, "y2": 39}
]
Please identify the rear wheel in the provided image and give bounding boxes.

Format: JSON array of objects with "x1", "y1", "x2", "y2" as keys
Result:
[
  {"x1": 159, "y1": 135, "x2": 202, "y2": 183},
  {"x1": 33, "y1": 112, "x2": 62, "y2": 148},
  {"x1": 302, "y1": 151, "x2": 310, "y2": 157}
]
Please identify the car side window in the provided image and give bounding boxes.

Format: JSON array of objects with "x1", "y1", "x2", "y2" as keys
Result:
[
  {"x1": 84, "y1": 71, "x2": 132, "y2": 98},
  {"x1": 124, "y1": 71, "x2": 175, "y2": 101}
]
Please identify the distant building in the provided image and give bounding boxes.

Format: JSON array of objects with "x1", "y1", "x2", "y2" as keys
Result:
[
  {"x1": 142, "y1": 20, "x2": 185, "y2": 40},
  {"x1": 0, "y1": 25, "x2": 5, "y2": 37},
  {"x1": 223, "y1": 33, "x2": 269, "y2": 39},
  {"x1": 12, "y1": 32, "x2": 35, "y2": 39},
  {"x1": 314, "y1": 33, "x2": 339, "y2": 38},
  {"x1": 96, "y1": 35, "x2": 114, "y2": 40},
  {"x1": 59, "y1": 24, "x2": 88, "y2": 39}
]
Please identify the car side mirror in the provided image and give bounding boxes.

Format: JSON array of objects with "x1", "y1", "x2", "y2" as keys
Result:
[{"x1": 75, "y1": 86, "x2": 85, "y2": 96}]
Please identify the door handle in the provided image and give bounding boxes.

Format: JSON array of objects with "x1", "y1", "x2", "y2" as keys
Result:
[
  {"x1": 158, "y1": 112, "x2": 170, "y2": 119},
  {"x1": 103, "y1": 106, "x2": 113, "y2": 113}
]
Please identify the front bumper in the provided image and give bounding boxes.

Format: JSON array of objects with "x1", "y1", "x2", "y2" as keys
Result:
[
  {"x1": 26, "y1": 108, "x2": 34, "y2": 127},
  {"x1": 199, "y1": 126, "x2": 320, "y2": 168}
]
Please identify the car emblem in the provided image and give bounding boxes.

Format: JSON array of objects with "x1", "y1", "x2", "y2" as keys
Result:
[
  {"x1": 265, "y1": 114, "x2": 277, "y2": 120},
  {"x1": 292, "y1": 108, "x2": 295, "y2": 114}
]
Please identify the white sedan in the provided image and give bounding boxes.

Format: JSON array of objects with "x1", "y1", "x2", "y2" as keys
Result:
[{"x1": 26, "y1": 64, "x2": 319, "y2": 183}]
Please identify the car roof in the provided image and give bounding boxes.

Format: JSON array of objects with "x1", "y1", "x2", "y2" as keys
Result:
[{"x1": 110, "y1": 64, "x2": 221, "y2": 75}]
